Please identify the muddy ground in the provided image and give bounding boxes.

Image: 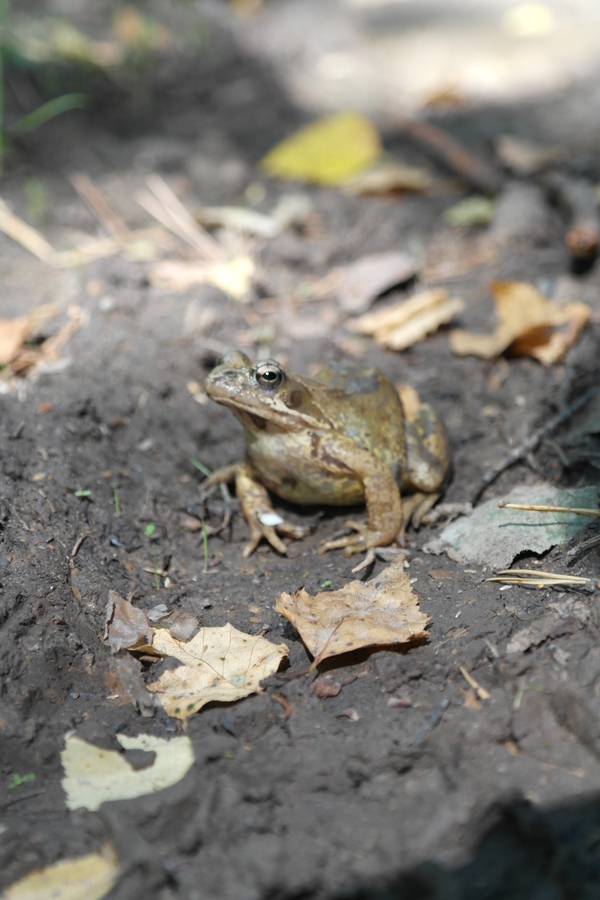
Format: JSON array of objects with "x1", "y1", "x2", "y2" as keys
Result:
[{"x1": 2, "y1": 2, "x2": 600, "y2": 898}]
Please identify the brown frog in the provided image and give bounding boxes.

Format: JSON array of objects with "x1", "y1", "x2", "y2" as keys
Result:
[{"x1": 204, "y1": 351, "x2": 451, "y2": 557}]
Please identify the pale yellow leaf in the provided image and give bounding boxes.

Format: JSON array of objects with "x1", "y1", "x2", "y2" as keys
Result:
[
  {"x1": 260, "y1": 112, "x2": 381, "y2": 185},
  {"x1": 148, "y1": 256, "x2": 254, "y2": 300},
  {"x1": 450, "y1": 281, "x2": 590, "y2": 364},
  {"x1": 4, "y1": 845, "x2": 119, "y2": 900},
  {"x1": 275, "y1": 560, "x2": 429, "y2": 664},
  {"x1": 61, "y1": 733, "x2": 194, "y2": 811},
  {"x1": 147, "y1": 623, "x2": 288, "y2": 719}
]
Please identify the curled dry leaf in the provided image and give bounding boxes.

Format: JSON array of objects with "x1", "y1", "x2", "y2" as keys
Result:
[
  {"x1": 61, "y1": 732, "x2": 194, "y2": 812},
  {"x1": 450, "y1": 281, "x2": 590, "y2": 365},
  {"x1": 104, "y1": 590, "x2": 152, "y2": 653},
  {"x1": 0, "y1": 303, "x2": 60, "y2": 366},
  {"x1": 275, "y1": 560, "x2": 429, "y2": 665},
  {"x1": 450, "y1": 281, "x2": 591, "y2": 366},
  {"x1": 146, "y1": 623, "x2": 288, "y2": 719},
  {"x1": 343, "y1": 158, "x2": 433, "y2": 195},
  {"x1": 3, "y1": 845, "x2": 119, "y2": 900},
  {"x1": 335, "y1": 251, "x2": 416, "y2": 315},
  {"x1": 348, "y1": 287, "x2": 464, "y2": 351},
  {"x1": 260, "y1": 112, "x2": 381, "y2": 185}
]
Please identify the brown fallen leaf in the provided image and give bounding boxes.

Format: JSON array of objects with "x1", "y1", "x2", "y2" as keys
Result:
[
  {"x1": 275, "y1": 560, "x2": 429, "y2": 666},
  {"x1": 450, "y1": 281, "x2": 590, "y2": 365},
  {"x1": 348, "y1": 287, "x2": 464, "y2": 351},
  {"x1": 335, "y1": 251, "x2": 416, "y2": 314},
  {"x1": 104, "y1": 590, "x2": 152, "y2": 653},
  {"x1": 494, "y1": 134, "x2": 566, "y2": 176},
  {"x1": 146, "y1": 623, "x2": 288, "y2": 719},
  {"x1": 0, "y1": 303, "x2": 60, "y2": 366},
  {"x1": 343, "y1": 158, "x2": 433, "y2": 195}
]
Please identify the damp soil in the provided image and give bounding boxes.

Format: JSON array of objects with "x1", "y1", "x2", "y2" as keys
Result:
[{"x1": 2, "y1": 5, "x2": 600, "y2": 899}]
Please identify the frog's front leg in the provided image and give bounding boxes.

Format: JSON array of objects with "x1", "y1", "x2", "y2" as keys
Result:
[
  {"x1": 403, "y1": 403, "x2": 451, "y2": 528},
  {"x1": 205, "y1": 460, "x2": 311, "y2": 557},
  {"x1": 315, "y1": 435, "x2": 402, "y2": 557}
]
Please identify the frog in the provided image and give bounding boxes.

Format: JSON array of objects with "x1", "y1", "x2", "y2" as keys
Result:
[{"x1": 203, "y1": 350, "x2": 451, "y2": 558}]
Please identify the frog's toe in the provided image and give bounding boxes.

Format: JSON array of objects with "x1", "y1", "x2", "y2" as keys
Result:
[
  {"x1": 243, "y1": 522, "x2": 288, "y2": 558},
  {"x1": 318, "y1": 520, "x2": 382, "y2": 557}
]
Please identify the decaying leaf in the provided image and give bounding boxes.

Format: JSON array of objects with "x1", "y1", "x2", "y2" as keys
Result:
[
  {"x1": 335, "y1": 251, "x2": 416, "y2": 314},
  {"x1": 3, "y1": 844, "x2": 119, "y2": 900},
  {"x1": 432, "y1": 484, "x2": 598, "y2": 568},
  {"x1": 495, "y1": 134, "x2": 566, "y2": 176},
  {"x1": 148, "y1": 256, "x2": 254, "y2": 300},
  {"x1": 275, "y1": 560, "x2": 429, "y2": 665},
  {"x1": 443, "y1": 196, "x2": 496, "y2": 228},
  {"x1": 344, "y1": 158, "x2": 433, "y2": 195},
  {"x1": 348, "y1": 287, "x2": 464, "y2": 350},
  {"x1": 196, "y1": 205, "x2": 280, "y2": 238},
  {"x1": 0, "y1": 304, "x2": 59, "y2": 366},
  {"x1": 146, "y1": 623, "x2": 288, "y2": 719},
  {"x1": 104, "y1": 590, "x2": 152, "y2": 652},
  {"x1": 61, "y1": 732, "x2": 194, "y2": 812},
  {"x1": 450, "y1": 281, "x2": 590, "y2": 364},
  {"x1": 260, "y1": 112, "x2": 381, "y2": 185}
]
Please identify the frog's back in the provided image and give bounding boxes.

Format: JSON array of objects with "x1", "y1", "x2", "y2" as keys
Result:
[{"x1": 312, "y1": 362, "x2": 408, "y2": 480}]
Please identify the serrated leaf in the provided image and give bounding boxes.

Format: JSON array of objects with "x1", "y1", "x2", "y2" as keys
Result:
[
  {"x1": 275, "y1": 561, "x2": 428, "y2": 664},
  {"x1": 147, "y1": 623, "x2": 288, "y2": 719}
]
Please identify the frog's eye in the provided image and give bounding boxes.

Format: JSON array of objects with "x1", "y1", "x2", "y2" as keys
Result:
[{"x1": 253, "y1": 362, "x2": 285, "y2": 391}]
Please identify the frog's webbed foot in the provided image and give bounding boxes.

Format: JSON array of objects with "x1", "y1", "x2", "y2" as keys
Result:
[
  {"x1": 236, "y1": 463, "x2": 311, "y2": 558},
  {"x1": 318, "y1": 519, "x2": 396, "y2": 558}
]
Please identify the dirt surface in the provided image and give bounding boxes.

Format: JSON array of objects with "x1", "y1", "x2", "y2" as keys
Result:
[{"x1": 2, "y1": 2, "x2": 600, "y2": 898}]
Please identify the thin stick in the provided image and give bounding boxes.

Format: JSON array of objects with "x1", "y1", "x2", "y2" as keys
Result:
[
  {"x1": 399, "y1": 117, "x2": 502, "y2": 195},
  {"x1": 460, "y1": 666, "x2": 491, "y2": 700},
  {"x1": 498, "y1": 502, "x2": 600, "y2": 518},
  {"x1": 70, "y1": 172, "x2": 128, "y2": 235},
  {"x1": 472, "y1": 386, "x2": 598, "y2": 504}
]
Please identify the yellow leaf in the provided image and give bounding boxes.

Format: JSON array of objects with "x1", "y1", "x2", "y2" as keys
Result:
[
  {"x1": 61, "y1": 733, "x2": 194, "y2": 812},
  {"x1": 147, "y1": 623, "x2": 288, "y2": 719},
  {"x1": 275, "y1": 560, "x2": 429, "y2": 665},
  {"x1": 450, "y1": 281, "x2": 590, "y2": 364},
  {"x1": 260, "y1": 112, "x2": 381, "y2": 185},
  {"x1": 4, "y1": 845, "x2": 119, "y2": 900}
]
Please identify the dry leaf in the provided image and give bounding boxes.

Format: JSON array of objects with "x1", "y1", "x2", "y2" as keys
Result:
[
  {"x1": 260, "y1": 112, "x2": 381, "y2": 185},
  {"x1": 335, "y1": 251, "x2": 416, "y2": 314},
  {"x1": 0, "y1": 304, "x2": 59, "y2": 366},
  {"x1": 275, "y1": 560, "x2": 429, "y2": 665},
  {"x1": 61, "y1": 732, "x2": 194, "y2": 811},
  {"x1": 450, "y1": 281, "x2": 590, "y2": 364},
  {"x1": 0, "y1": 316, "x2": 31, "y2": 366},
  {"x1": 148, "y1": 256, "x2": 254, "y2": 300},
  {"x1": 104, "y1": 590, "x2": 152, "y2": 652},
  {"x1": 344, "y1": 158, "x2": 433, "y2": 195},
  {"x1": 349, "y1": 287, "x2": 464, "y2": 350},
  {"x1": 196, "y1": 205, "x2": 280, "y2": 238},
  {"x1": 3, "y1": 845, "x2": 119, "y2": 900},
  {"x1": 443, "y1": 196, "x2": 495, "y2": 228},
  {"x1": 146, "y1": 623, "x2": 288, "y2": 719},
  {"x1": 495, "y1": 134, "x2": 566, "y2": 176}
]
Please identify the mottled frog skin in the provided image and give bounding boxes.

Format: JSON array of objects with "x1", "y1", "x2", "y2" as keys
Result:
[{"x1": 204, "y1": 351, "x2": 451, "y2": 557}]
